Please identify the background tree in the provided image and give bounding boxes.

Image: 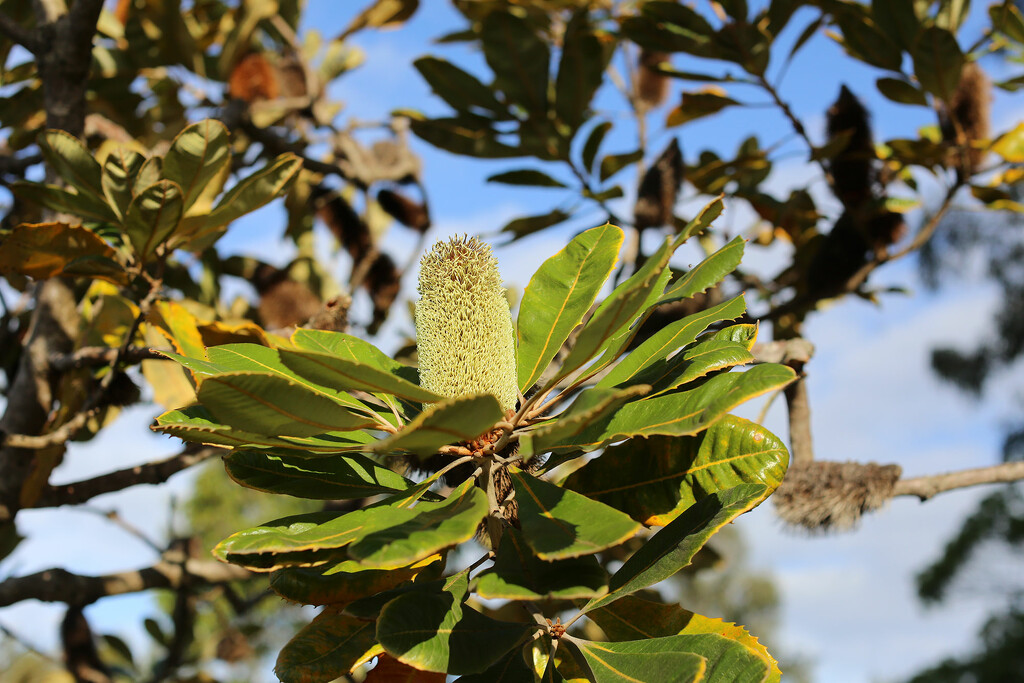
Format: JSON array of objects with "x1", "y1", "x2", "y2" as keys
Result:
[{"x1": 0, "y1": 0, "x2": 1022, "y2": 681}]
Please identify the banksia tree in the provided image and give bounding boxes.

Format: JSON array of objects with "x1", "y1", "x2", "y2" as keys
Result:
[{"x1": 415, "y1": 236, "x2": 518, "y2": 413}]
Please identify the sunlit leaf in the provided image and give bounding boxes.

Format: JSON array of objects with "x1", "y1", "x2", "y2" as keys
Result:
[
  {"x1": 0, "y1": 222, "x2": 125, "y2": 284},
  {"x1": 275, "y1": 610, "x2": 379, "y2": 683}
]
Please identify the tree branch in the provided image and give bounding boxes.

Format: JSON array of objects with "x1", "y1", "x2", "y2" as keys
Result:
[
  {"x1": 0, "y1": 559, "x2": 253, "y2": 608},
  {"x1": 0, "y1": 11, "x2": 41, "y2": 52},
  {"x1": 49, "y1": 345, "x2": 168, "y2": 372},
  {"x1": 30, "y1": 447, "x2": 222, "y2": 508},
  {"x1": 893, "y1": 461, "x2": 1024, "y2": 501}
]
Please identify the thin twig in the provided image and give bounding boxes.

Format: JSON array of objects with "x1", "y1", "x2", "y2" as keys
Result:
[
  {"x1": 893, "y1": 461, "x2": 1024, "y2": 501},
  {"x1": 50, "y1": 346, "x2": 168, "y2": 372}
]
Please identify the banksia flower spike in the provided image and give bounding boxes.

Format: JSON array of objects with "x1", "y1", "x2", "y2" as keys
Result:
[{"x1": 415, "y1": 236, "x2": 518, "y2": 412}]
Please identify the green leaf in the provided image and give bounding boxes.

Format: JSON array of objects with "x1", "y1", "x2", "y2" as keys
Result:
[
  {"x1": 487, "y1": 169, "x2": 567, "y2": 188},
  {"x1": 660, "y1": 233, "x2": 742, "y2": 304},
  {"x1": 500, "y1": 209, "x2": 571, "y2": 240},
  {"x1": 11, "y1": 182, "x2": 118, "y2": 223},
  {"x1": 522, "y1": 386, "x2": 649, "y2": 459},
  {"x1": 101, "y1": 146, "x2": 145, "y2": 219},
  {"x1": 872, "y1": 0, "x2": 920, "y2": 49},
  {"x1": 132, "y1": 156, "x2": 163, "y2": 198},
  {"x1": 552, "y1": 364, "x2": 796, "y2": 452},
  {"x1": 202, "y1": 153, "x2": 302, "y2": 233},
  {"x1": 581, "y1": 121, "x2": 612, "y2": 174},
  {"x1": 275, "y1": 610, "x2": 378, "y2": 683},
  {"x1": 511, "y1": 469, "x2": 641, "y2": 560},
  {"x1": 598, "y1": 295, "x2": 746, "y2": 389},
  {"x1": 476, "y1": 529, "x2": 607, "y2": 601},
  {"x1": 482, "y1": 11, "x2": 549, "y2": 114},
  {"x1": 38, "y1": 129, "x2": 105, "y2": 202},
  {"x1": 876, "y1": 77, "x2": 928, "y2": 106},
  {"x1": 666, "y1": 90, "x2": 739, "y2": 127},
  {"x1": 124, "y1": 180, "x2": 183, "y2": 261},
  {"x1": 564, "y1": 637, "x2": 707, "y2": 683},
  {"x1": 912, "y1": 26, "x2": 964, "y2": 100},
  {"x1": 224, "y1": 450, "x2": 417, "y2": 499},
  {"x1": 291, "y1": 329, "x2": 413, "y2": 376},
  {"x1": 991, "y1": 2, "x2": 1024, "y2": 44},
  {"x1": 590, "y1": 596, "x2": 780, "y2": 683},
  {"x1": 834, "y1": 9, "x2": 902, "y2": 71},
  {"x1": 584, "y1": 484, "x2": 768, "y2": 613},
  {"x1": 197, "y1": 372, "x2": 376, "y2": 438},
  {"x1": 377, "y1": 588, "x2": 534, "y2": 675},
  {"x1": 635, "y1": 339, "x2": 756, "y2": 397},
  {"x1": 216, "y1": 480, "x2": 484, "y2": 571},
  {"x1": 414, "y1": 55, "x2": 507, "y2": 116},
  {"x1": 408, "y1": 116, "x2": 522, "y2": 159},
  {"x1": 279, "y1": 348, "x2": 442, "y2": 403},
  {"x1": 516, "y1": 223, "x2": 624, "y2": 391},
  {"x1": 270, "y1": 557, "x2": 441, "y2": 606},
  {"x1": 457, "y1": 645, "x2": 547, "y2": 683},
  {"x1": 162, "y1": 119, "x2": 231, "y2": 211},
  {"x1": 599, "y1": 150, "x2": 643, "y2": 182},
  {"x1": 564, "y1": 415, "x2": 788, "y2": 526},
  {"x1": 371, "y1": 394, "x2": 504, "y2": 457},
  {"x1": 547, "y1": 236, "x2": 679, "y2": 389},
  {"x1": 347, "y1": 479, "x2": 487, "y2": 569},
  {"x1": 556, "y1": 11, "x2": 608, "y2": 130}
]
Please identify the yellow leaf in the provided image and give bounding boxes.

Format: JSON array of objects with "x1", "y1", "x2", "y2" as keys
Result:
[
  {"x1": 0, "y1": 222, "x2": 125, "y2": 284},
  {"x1": 992, "y1": 122, "x2": 1024, "y2": 162}
]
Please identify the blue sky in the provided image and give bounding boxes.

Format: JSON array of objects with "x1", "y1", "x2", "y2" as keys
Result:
[{"x1": 2, "y1": 2, "x2": 1023, "y2": 682}]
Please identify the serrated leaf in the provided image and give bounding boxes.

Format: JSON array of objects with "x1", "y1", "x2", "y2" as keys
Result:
[
  {"x1": 564, "y1": 638, "x2": 706, "y2": 683},
  {"x1": 584, "y1": 484, "x2": 768, "y2": 613},
  {"x1": 275, "y1": 610, "x2": 379, "y2": 683},
  {"x1": 225, "y1": 450, "x2": 417, "y2": 499},
  {"x1": 372, "y1": 394, "x2": 504, "y2": 457},
  {"x1": 660, "y1": 233, "x2": 742, "y2": 304},
  {"x1": 0, "y1": 222, "x2": 124, "y2": 284},
  {"x1": 198, "y1": 372, "x2": 377, "y2": 438},
  {"x1": 476, "y1": 529, "x2": 607, "y2": 601},
  {"x1": 162, "y1": 119, "x2": 231, "y2": 211},
  {"x1": 636, "y1": 339, "x2": 755, "y2": 397},
  {"x1": 552, "y1": 364, "x2": 796, "y2": 452},
  {"x1": 124, "y1": 179, "x2": 183, "y2": 261},
  {"x1": 377, "y1": 589, "x2": 534, "y2": 675},
  {"x1": 598, "y1": 295, "x2": 746, "y2": 389},
  {"x1": 511, "y1": 469, "x2": 640, "y2": 560},
  {"x1": 598, "y1": 150, "x2": 643, "y2": 182},
  {"x1": 517, "y1": 223, "x2": 624, "y2": 391},
  {"x1": 564, "y1": 416, "x2": 788, "y2": 526},
  {"x1": 590, "y1": 596, "x2": 780, "y2": 683},
  {"x1": 482, "y1": 11, "x2": 549, "y2": 114},
  {"x1": 500, "y1": 209, "x2": 572, "y2": 240},
  {"x1": 279, "y1": 348, "x2": 441, "y2": 403},
  {"x1": 487, "y1": 169, "x2": 567, "y2": 188},
  {"x1": 676, "y1": 195, "x2": 724, "y2": 242}
]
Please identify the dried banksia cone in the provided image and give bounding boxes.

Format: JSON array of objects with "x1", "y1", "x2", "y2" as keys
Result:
[
  {"x1": 773, "y1": 461, "x2": 902, "y2": 533},
  {"x1": 636, "y1": 50, "x2": 671, "y2": 110},
  {"x1": 366, "y1": 254, "x2": 401, "y2": 334},
  {"x1": 943, "y1": 62, "x2": 991, "y2": 178},
  {"x1": 826, "y1": 85, "x2": 876, "y2": 209},
  {"x1": 228, "y1": 53, "x2": 280, "y2": 102},
  {"x1": 378, "y1": 188, "x2": 430, "y2": 232},
  {"x1": 634, "y1": 138, "x2": 684, "y2": 230},
  {"x1": 317, "y1": 193, "x2": 371, "y2": 262},
  {"x1": 415, "y1": 236, "x2": 518, "y2": 412},
  {"x1": 253, "y1": 263, "x2": 322, "y2": 330}
]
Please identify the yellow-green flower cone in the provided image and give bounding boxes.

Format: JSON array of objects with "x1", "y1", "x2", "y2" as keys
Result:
[{"x1": 415, "y1": 236, "x2": 518, "y2": 412}]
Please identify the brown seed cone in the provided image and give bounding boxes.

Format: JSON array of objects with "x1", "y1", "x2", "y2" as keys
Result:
[
  {"x1": 317, "y1": 194, "x2": 372, "y2": 262},
  {"x1": 773, "y1": 460, "x2": 902, "y2": 532},
  {"x1": 634, "y1": 138, "x2": 684, "y2": 230},
  {"x1": 826, "y1": 85, "x2": 876, "y2": 210},
  {"x1": 253, "y1": 263, "x2": 323, "y2": 330},
  {"x1": 306, "y1": 294, "x2": 352, "y2": 332},
  {"x1": 377, "y1": 188, "x2": 431, "y2": 232},
  {"x1": 228, "y1": 53, "x2": 279, "y2": 102},
  {"x1": 635, "y1": 50, "x2": 671, "y2": 110},
  {"x1": 942, "y1": 62, "x2": 992, "y2": 177},
  {"x1": 365, "y1": 253, "x2": 401, "y2": 334}
]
